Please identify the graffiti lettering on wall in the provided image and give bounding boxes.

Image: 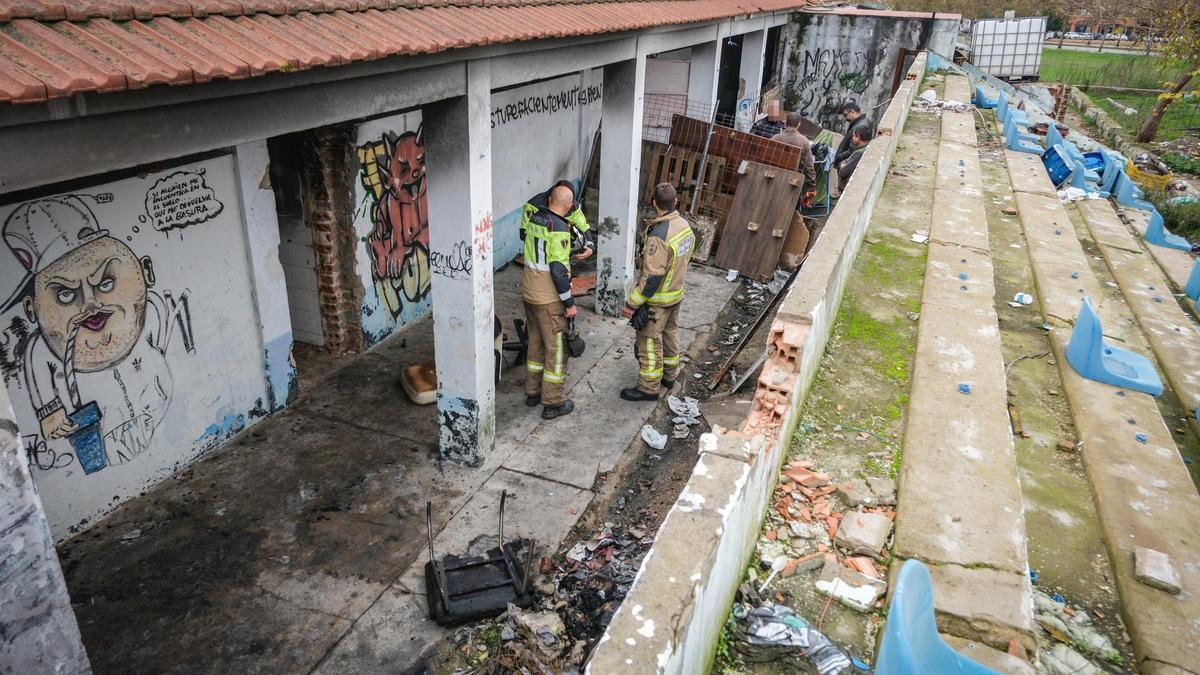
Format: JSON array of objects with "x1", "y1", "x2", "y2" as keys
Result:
[
  {"x1": 490, "y1": 84, "x2": 603, "y2": 128},
  {"x1": 429, "y1": 240, "x2": 473, "y2": 280},
  {"x1": 0, "y1": 195, "x2": 196, "y2": 477},
  {"x1": 357, "y1": 128, "x2": 430, "y2": 319},
  {"x1": 795, "y1": 48, "x2": 869, "y2": 127},
  {"x1": 143, "y1": 169, "x2": 224, "y2": 232}
]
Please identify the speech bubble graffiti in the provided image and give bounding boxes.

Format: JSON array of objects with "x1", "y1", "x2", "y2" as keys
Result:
[{"x1": 144, "y1": 169, "x2": 224, "y2": 232}]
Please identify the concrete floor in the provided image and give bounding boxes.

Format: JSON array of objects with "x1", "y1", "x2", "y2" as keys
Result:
[{"x1": 57, "y1": 264, "x2": 734, "y2": 674}]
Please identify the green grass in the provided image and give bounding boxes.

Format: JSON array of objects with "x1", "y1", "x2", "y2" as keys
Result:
[
  {"x1": 1040, "y1": 47, "x2": 1181, "y2": 91},
  {"x1": 1092, "y1": 91, "x2": 1200, "y2": 143},
  {"x1": 1164, "y1": 153, "x2": 1200, "y2": 176},
  {"x1": 1146, "y1": 190, "x2": 1200, "y2": 241}
]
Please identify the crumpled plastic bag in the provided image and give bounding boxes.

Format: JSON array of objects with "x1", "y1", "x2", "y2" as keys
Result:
[
  {"x1": 736, "y1": 603, "x2": 853, "y2": 675},
  {"x1": 641, "y1": 424, "x2": 667, "y2": 450},
  {"x1": 667, "y1": 395, "x2": 701, "y2": 425}
]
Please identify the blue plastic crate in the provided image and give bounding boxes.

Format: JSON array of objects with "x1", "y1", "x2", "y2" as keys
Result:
[
  {"x1": 1082, "y1": 151, "x2": 1105, "y2": 172},
  {"x1": 1042, "y1": 146, "x2": 1072, "y2": 187}
]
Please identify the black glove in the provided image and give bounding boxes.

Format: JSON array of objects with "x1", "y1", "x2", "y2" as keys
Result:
[{"x1": 630, "y1": 304, "x2": 653, "y2": 331}]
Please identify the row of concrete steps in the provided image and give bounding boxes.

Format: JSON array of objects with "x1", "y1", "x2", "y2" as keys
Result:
[
  {"x1": 891, "y1": 74, "x2": 1036, "y2": 672},
  {"x1": 1002, "y1": 134, "x2": 1200, "y2": 673},
  {"x1": 1074, "y1": 199, "x2": 1200, "y2": 440}
]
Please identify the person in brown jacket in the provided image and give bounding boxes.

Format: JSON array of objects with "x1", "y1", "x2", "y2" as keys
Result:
[
  {"x1": 620, "y1": 184, "x2": 695, "y2": 401},
  {"x1": 771, "y1": 111, "x2": 817, "y2": 205}
]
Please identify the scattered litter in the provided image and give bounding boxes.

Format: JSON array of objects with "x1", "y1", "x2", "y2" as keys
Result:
[
  {"x1": 1034, "y1": 589, "x2": 1121, "y2": 664},
  {"x1": 815, "y1": 555, "x2": 887, "y2": 611},
  {"x1": 640, "y1": 425, "x2": 667, "y2": 450},
  {"x1": 509, "y1": 603, "x2": 568, "y2": 658},
  {"x1": 726, "y1": 269, "x2": 739, "y2": 282},
  {"x1": 1058, "y1": 186, "x2": 1090, "y2": 202},
  {"x1": 1013, "y1": 292, "x2": 1034, "y2": 305},
  {"x1": 1135, "y1": 432, "x2": 1148, "y2": 444},
  {"x1": 667, "y1": 395, "x2": 701, "y2": 425},
  {"x1": 906, "y1": 311, "x2": 920, "y2": 321},
  {"x1": 672, "y1": 424, "x2": 690, "y2": 439},
  {"x1": 1044, "y1": 643, "x2": 1103, "y2": 675},
  {"x1": 119, "y1": 529, "x2": 142, "y2": 542},
  {"x1": 910, "y1": 230, "x2": 929, "y2": 244},
  {"x1": 759, "y1": 556, "x2": 788, "y2": 593},
  {"x1": 731, "y1": 603, "x2": 854, "y2": 674},
  {"x1": 1002, "y1": 206, "x2": 1018, "y2": 215},
  {"x1": 767, "y1": 269, "x2": 790, "y2": 295},
  {"x1": 958, "y1": 383, "x2": 971, "y2": 394}
]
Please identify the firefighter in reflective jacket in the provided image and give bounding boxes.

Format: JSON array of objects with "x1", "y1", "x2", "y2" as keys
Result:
[
  {"x1": 621, "y1": 183, "x2": 694, "y2": 401},
  {"x1": 519, "y1": 183, "x2": 593, "y2": 419}
]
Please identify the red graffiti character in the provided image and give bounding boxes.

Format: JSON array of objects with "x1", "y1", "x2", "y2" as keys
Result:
[{"x1": 370, "y1": 128, "x2": 430, "y2": 304}]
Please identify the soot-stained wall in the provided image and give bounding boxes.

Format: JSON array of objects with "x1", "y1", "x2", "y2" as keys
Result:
[
  {"x1": 780, "y1": 10, "x2": 956, "y2": 130},
  {"x1": 0, "y1": 153, "x2": 286, "y2": 539},
  {"x1": 353, "y1": 69, "x2": 603, "y2": 348}
]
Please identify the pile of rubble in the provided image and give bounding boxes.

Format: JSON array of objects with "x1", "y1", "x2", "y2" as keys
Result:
[
  {"x1": 1034, "y1": 589, "x2": 1126, "y2": 674},
  {"x1": 722, "y1": 457, "x2": 897, "y2": 671},
  {"x1": 755, "y1": 459, "x2": 898, "y2": 613}
]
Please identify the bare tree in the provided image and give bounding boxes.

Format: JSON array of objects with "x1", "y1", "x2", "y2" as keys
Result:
[{"x1": 1133, "y1": 0, "x2": 1199, "y2": 142}]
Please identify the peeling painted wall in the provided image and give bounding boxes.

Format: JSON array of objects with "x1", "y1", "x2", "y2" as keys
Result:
[
  {"x1": 779, "y1": 11, "x2": 955, "y2": 130},
  {"x1": 0, "y1": 153, "x2": 277, "y2": 540},
  {"x1": 0, "y1": 385, "x2": 91, "y2": 672},
  {"x1": 353, "y1": 69, "x2": 603, "y2": 348}
]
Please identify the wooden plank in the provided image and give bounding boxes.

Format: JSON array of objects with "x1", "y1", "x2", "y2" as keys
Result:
[
  {"x1": 714, "y1": 161, "x2": 805, "y2": 281},
  {"x1": 669, "y1": 114, "x2": 804, "y2": 193}
]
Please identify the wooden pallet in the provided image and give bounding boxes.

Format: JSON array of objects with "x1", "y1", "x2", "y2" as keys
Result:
[
  {"x1": 640, "y1": 141, "x2": 726, "y2": 216},
  {"x1": 669, "y1": 114, "x2": 806, "y2": 194}
]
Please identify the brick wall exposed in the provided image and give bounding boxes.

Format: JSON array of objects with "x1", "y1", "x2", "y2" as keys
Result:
[{"x1": 302, "y1": 125, "x2": 365, "y2": 356}]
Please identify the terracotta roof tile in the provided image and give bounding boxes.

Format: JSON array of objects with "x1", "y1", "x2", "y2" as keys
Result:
[{"x1": 0, "y1": 0, "x2": 806, "y2": 103}]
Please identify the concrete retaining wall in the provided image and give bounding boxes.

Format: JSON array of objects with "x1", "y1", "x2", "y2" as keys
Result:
[
  {"x1": 779, "y1": 9, "x2": 954, "y2": 130},
  {"x1": 586, "y1": 51, "x2": 926, "y2": 675},
  {"x1": 1069, "y1": 88, "x2": 1137, "y2": 158}
]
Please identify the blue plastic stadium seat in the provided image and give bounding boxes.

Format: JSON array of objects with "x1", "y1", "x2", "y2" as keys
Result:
[
  {"x1": 998, "y1": 92, "x2": 1029, "y2": 125},
  {"x1": 1067, "y1": 159, "x2": 1097, "y2": 193},
  {"x1": 1045, "y1": 122, "x2": 1066, "y2": 151},
  {"x1": 974, "y1": 85, "x2": 998, "y2": 109},
  {"x1": 1005, "y1": 120, "x2": 1043, "y2": 154},
  {"x1": 1099, "y1": 153, "x2": 1124, "y2": 195},
  {"x1": 876, "y1": 560, "x2": 998, "y2": 675},
  {"x1": 1114, "y1": 172, "x2": 1155, "y2": 211},
  {"x1": 1003, "y1": 115, "x2": 1039, "y2": 144},
  {"x1": 1145, "y1": 209, "x2": 1192, "y2": 251},
  {"x1": 1186, "y1": 259, "x2": 1200, "y2": 302},
  {"x1": 1066, "y1": 297, "x2": 1163, "y2": 396}
]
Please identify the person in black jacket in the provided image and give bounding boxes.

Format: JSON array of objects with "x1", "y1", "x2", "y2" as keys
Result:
[{"x1": 834, "y1": 101, "x2": 874, "y2": 165}]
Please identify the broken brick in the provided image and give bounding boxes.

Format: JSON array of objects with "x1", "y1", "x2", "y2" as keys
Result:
[{"x1": 1134, "y1": 546, "x2": 1182, "y2": 594}]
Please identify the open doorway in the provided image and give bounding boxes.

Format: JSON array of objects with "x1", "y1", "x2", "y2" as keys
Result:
[{"x1": 267, "y1": 133, "x2": 336, "y2": 389}]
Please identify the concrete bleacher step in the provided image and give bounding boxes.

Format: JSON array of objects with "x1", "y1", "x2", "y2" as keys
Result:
[
  {"x1": 1121, "y1": 207, "x2": 1200, "y2": 322},
  {"x1": 1003, "y1": 124, "x2": 1200, "y2": 673},
  {"x1": 1076, "y1": 199, "x2": 1200, "y2": 434},
  {"x1": 893, "y1": 73, "x2": 1036, "y2": 657}
]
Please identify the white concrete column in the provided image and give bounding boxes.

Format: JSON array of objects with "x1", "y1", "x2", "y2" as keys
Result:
[
  {"x1": 0, "y1": 386, "x2": 91, "y2": 672},
  {"x1": 739, "y1": 29, "x2": 768, "y2": 107},
  {"x1": 687, "y1": 39, "x2": 720, "y2": 113},
  {"x1": 595, "y1": 55, "x2": 646, "y2": 317},
  {"x1": 423, "y1": 60, "x2": 495, "y2": 466},
  {"x1": 234, "y1": 140, "x2": 296, "y2": 412}
]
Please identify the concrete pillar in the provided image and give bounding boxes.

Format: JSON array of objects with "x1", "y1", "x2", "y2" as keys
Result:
[
  {"x1": 739, "y1": 29, "x2": 768, "y2": 106},
  {"x1": 422, "y1": 60, "x2": 495, "y2": 466},
  {"x1": 687, "y1": 39, "x2": 720, "y2": 113},
  {"x1": 234, "y1": 140, "x2": 297, "y2": 412},
  {"x1": 595, "y1": 56, "x2": 647, "y2": 317},
  {"x1": 0, "y1": 386, "x2": 92, "y2": 673}
]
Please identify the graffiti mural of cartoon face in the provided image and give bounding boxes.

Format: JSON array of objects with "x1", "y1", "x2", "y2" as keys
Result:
[
  {"x1": 359, "y1": 127, "x2": 432, "y2": 318},
  {"x1": 25, "y1": 236, "x2": 150, "y2": 372}
]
